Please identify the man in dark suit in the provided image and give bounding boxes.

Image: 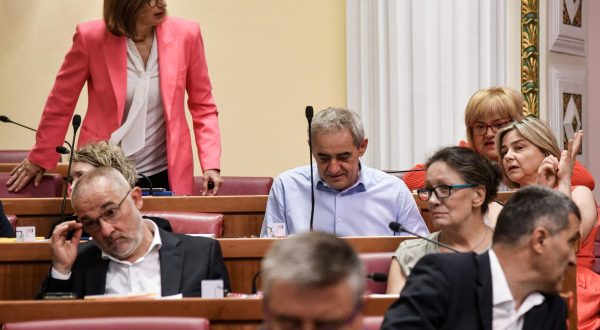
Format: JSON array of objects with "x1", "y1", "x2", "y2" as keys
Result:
[
  {"x1": 382, "y1": 185, "x2": 580, "y2": 330},
  {"x1": 38, "y1": 167, "x2": 229, "y2": 298}
]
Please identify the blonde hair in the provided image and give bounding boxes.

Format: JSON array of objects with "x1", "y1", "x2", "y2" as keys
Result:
[
  {"x1": 73, "y1": 141, "x2": 138, "y2": 187},
  {"x1": 464, "y1": 87, "x2": 525, "y2": 150},
  {"x1": 495, "y1": 117, "x2": 561, "y2": 188}
]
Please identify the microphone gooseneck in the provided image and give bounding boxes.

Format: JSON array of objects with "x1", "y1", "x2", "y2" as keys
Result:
[
  {"x1": 388, "y1": 222, "x2": 460, "y2": 253},
  {"x1": 0, "y1": 114, "x2": 73, "y2": 150},
  {"x1": 138, "y1": 173, "x2": 154, "y2": 196},
  {"x1": 305, "y1": 106, "x2": 315, "y2": 231},
  {"x1": 60, "y1": 115, "x2": 82, "y2": 221},
  {"x1": 251, "y1": 270, "x2": 262, "y2": 294}
]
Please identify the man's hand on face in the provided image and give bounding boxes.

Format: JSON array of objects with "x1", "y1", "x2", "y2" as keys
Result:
[{"x1": 51, "y1": 220, "x2": 83, "y2": 275}]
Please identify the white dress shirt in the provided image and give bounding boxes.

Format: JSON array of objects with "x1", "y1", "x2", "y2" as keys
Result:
[
  {"x1": 489, "y1": 250, "x2": 545, "y2": 330},
  {"x1": 51, "y1": 220, "x2": 163, "y2": 297}
]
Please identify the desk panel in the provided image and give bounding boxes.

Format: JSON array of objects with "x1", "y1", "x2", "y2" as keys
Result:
[
  {"x1": 0, "y1": 297, "x2": 396, "y2": 330},
  {"x1": 0, "y1": 237, "x2": 410, "y2": 300}
]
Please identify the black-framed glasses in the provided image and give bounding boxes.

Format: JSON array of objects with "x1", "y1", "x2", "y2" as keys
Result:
[
  {"x1": 471, "y1": 120, "x2": 511, "y2": 135},
  {"x1": 76, "y1": 189, "x2": 132, "y2": 233},
  {"x1": 417, "y1": 184, "x2": 478, "y2": 201},
  {"x1": 147, "y1": 0, "x2": 164, "y2": 8}
]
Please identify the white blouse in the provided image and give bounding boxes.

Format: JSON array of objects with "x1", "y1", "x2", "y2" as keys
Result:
[{"x1": 110, "y1": 32, "x2": 168, "y2": 177}]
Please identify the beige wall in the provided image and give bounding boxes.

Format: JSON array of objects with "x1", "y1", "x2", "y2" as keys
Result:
[
  {"x1": 0, "y1": 0, "x2": 347, "y2": 177},
  {"x1": 587, "y1": 0, "x2": 600, "y2": 199}
]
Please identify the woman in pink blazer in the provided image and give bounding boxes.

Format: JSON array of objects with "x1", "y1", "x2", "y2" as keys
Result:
[{"x1": 8, "y1": 0, "x2": 222, "y2": 195}]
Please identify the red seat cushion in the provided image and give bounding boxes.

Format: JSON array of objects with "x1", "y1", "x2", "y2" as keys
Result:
[
  {"x1": 193, "y1": 176, "x2": 273, "y2": 196},
  {"x1": 360, "y1": 252, "x2": 394, "y2": 294},
  {"x1": 0, "y1": 173, "x2": 63, "y2": 198},
  {"x1": 3, "y1": 317, "x2": 210, "y2": 330},
  {"x1": 142, "y1": 211, "x2": 223, "y2": 237}
]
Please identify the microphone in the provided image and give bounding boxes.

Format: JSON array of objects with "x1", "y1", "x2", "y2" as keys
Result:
[
  {"x1": 388, "y1": 222, "x2": 460, "y2": 253},
  {"x1": 48, "y1": 115, "x2": 82, "y2": 238},
  {"x1": 0, "y1": 115, "x2": 72, "y2": 150},
  {"x1": 59, "y1": 116, "x2": 82, "y2": 225},
  {"x1": 138, "y1": 173, "x2": 154, "y2": 196},
  {"x1": 385, "y1": 169, "x2": 427, "y2": 174},
  {"x1": 366, "y1": 272, "x2": 388, "y2": 283},
  {"x1": 306, "y1": 106, "x2": 315, "y2": 231}
]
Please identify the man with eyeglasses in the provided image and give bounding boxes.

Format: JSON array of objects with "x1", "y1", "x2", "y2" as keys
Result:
[
  {"x1": 382, "y1": 185, "x2": 579, "y2": 330},
  {"x1": 262, "y1": 232, "x2": 365, "y2": 330},
  {"x1": 37, "y1": 167, "x2": 230, "y2": 299}
]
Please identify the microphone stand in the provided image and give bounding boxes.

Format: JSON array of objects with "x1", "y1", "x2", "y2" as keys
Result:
[
  {"x1": 60, "y1": 116, "x2": 81, "y2": 222},
  {"x1": 388, "y1": 222, "x2": 460, "y2": 253},
  {"x1": 305, "y1": 106, "x2": 315, "y2": 231}
]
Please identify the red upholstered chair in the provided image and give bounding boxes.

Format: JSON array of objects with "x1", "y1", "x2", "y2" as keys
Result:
[
  {"x1": 193, "y1": 176, "x2": 273, "y2": 196},
  {"x1": 142, "y1": 211, "x2": 224, "y2": 237},
  {"x1": 360, "y1": 252, "x2": 394, "y2": 294},
  {"x1": 3, "y1": 317, "x2": 210, "y2": 330},
  {"x1": 6, "y1": 214, "x2": 17, "y2": 231},
  {"x1": 363, "y1": 316, "x2": 384, "y2": 330},
  {"x1": 0, "y1": 173, "x2": 63, "y2": 198},
  {"x1": 0, "y1": 150, "x2": 30, "y2": 163}
]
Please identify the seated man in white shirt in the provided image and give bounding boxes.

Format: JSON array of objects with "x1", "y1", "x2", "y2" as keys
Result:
[
  {"x1": 260, "y1": 107, "x2": 427, "y2": 237},
  {"x1": 37, "y1": 167, "x2": 229, "y2": 298},
  {"x1": 262, "y1": 232, "x2": 365, "y2": 330},
  {"x1": 382, "y1": 185, "x2": 579, "y2": 330}
]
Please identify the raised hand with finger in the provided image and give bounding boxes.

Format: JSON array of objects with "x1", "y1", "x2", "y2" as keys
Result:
[{"x1": 50, "y1": 220, "x2": 83, "y2": 275}]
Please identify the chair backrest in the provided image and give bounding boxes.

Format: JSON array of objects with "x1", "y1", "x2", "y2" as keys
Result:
[
  {"x1": 142, "y1": 211, "x2": 223, "y2": 237},
  {"x1": 0, "y1": 150, "x2": 30, "y2": 163},
  {"x1": 3, "y1": 317, "x2": 210, "y2": 330},
  {"x1": 363, "y1": 316, "x2": 384, "y2": 330},
  {"x1": 0, "y1": 173, "x2": 63, "y2": 198},
  {"x1": 193, "y1": 176, "x2": 273, "y2": 196},
  {"x1": 6, "y1": 214, "x2": 17, "y2": 231},
  {"x1": 359, "y1": 252, "x2": 394, "y2": 294}
]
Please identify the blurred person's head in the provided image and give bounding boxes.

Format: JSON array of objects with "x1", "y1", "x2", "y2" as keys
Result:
[
  {"x1": 262, "y1": 232, "x2": 365, "y2": 330},
  {"x1": 104, "y1": 0, "x2": 168, "y2": 41}
]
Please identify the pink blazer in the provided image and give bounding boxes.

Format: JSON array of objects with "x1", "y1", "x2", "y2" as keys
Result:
[{"x1": 28, "y1": 17, "x2": 221, "y2": 195}]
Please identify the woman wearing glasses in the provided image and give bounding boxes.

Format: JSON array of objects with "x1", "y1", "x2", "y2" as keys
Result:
[
  {"x1": 496, "y1": 117, "x2": 599, "y2": 330},
  {"x1": 402, "y1": 87, "x2": 594, "y2": 191},
  {"x1": 386, "y1": 146, "x2": 501, "y2": 294},
  {"x1": 7, "y1": 0, "x2": 223, "y2": 196}
]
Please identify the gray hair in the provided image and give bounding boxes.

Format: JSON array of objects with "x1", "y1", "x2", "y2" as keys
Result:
[
  {"x1": 311, "y1": 107, "x2": 365, "y2": 147},
  {"x1": 261, "y1": 232, "x2": 365, "y2": 304},
  {"x1": 72, "y1": 167, "x2": 131, "y2": 202},
  {"x1": 493, "y1": 185, "x2": 581, "y2": 245}
]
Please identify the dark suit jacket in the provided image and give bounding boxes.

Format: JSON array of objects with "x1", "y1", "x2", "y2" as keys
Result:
[
  {"x1": 37, "y1": 228, "x2": 230, "y2": 298},
  {"x1": 381, "y1": 252, "x2": 567, "y2": 330},
  {"x1": 0, "y1": 201, "x2": 15, "y2": 238}
]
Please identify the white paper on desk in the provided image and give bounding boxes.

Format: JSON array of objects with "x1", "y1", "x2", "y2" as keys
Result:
[
  {"x1": 201, "y1": 279, "x2": 224, "y2": 298},
  {"x1": 158, "y1": 293, "x2": 183, "y2": 300},
  {"x1": 15, "y1": 226, "x2": 36, "y2": 242}
]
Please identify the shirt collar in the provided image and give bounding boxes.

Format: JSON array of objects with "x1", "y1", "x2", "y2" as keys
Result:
[
  {"x1": 315, "y1": 162, "x2": 366, "y2": 194},
  {"x1": 489, "y1": 249, "x2": 545, "y2": 309},
  {"x1": 101, "y1": 219, "x2": 163, "y2": 264}
]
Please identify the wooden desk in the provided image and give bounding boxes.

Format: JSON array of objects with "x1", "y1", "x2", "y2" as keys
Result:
[
  {"x1": 0, "y1": 296, "x2": 397, "y2": 329},
  {"x1": 0, "y1": 236, "x2": 410, "y2": 300},
  {"x1": 1, "y1": 196, "x2": 268, "y2": 238}
]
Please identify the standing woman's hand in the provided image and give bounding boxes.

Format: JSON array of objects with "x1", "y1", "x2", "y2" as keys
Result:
[
  {"x1": 6, "y1": 159, "x2": 45, "y2": 192},
  {"x1": 202, "y1": 169, "x2": 223, "y2": 196}
]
